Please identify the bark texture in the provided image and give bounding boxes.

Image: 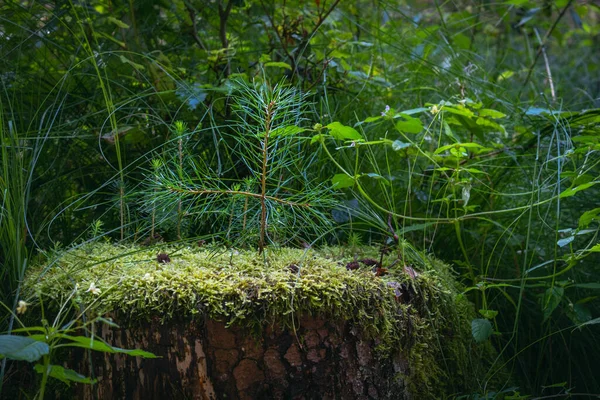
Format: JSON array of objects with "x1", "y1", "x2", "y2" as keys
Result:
[{"x1": 77, "y1": 316, "x2": 410, "y2": 400}]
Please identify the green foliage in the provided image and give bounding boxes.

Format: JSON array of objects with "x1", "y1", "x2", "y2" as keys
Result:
[
  {"x1": 1, "y1": 0, "x2": 600, "y2": 397},
  {"x1": 0, "y1": 293, "x2": 155, "y2": 399}
]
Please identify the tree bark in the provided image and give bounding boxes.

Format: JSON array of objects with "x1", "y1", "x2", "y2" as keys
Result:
[{"x1": 77, "y1": 316, "x2": 411, "y2": 400}]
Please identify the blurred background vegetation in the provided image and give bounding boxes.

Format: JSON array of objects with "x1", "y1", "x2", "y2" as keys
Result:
[{"x1": 1, "y1": 0, "x2": 599, "y2": 397}]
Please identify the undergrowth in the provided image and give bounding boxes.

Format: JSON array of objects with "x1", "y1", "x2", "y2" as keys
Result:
[{"x1": 1, "y1": 0, "x2": 599, "y2": 397}]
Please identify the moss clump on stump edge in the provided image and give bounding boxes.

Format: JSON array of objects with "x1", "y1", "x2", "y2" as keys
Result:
[{"x1": 24, "y1": 242, "x2": 500, "y2": 397}]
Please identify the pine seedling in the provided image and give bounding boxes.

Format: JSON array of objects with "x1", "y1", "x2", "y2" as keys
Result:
[{"x1": 148, "y1": 80, "x2": 336, "y2": 252}]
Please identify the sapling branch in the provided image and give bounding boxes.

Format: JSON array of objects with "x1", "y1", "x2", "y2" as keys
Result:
[
  {"x1": 165, "y1": 187, "x2": 311, "y2": 208},
  {"x1": 259, "y1": 101, "x2": 276, "y2": 253}
]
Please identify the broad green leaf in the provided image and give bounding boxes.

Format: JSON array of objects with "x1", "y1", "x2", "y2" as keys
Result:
[
  {"x1": 395, "y1": 116, "x2": 423, "y2": 133},
  {"x1": 364, "y1": 116, "x2": 383, "y2": 123},
  {"x1": 479, "y1": 109, "x2": 506, "y2": 119},
  {"x1": 0, "y1": 335, "x2": 49, "y2": 362},
  {"x1": 331, "y1": 174, "x2": 355, "y2": 189},
  {"x1": 559, "y1": 182, "x2": 598, "y2": 198},
  {"x1": 441, "y1": 106, "x2": 475, "y2": 118},
  {"x1": 391, "y1": 140, "x2": 411, "y2": 151},
  {"x1": 34, "y1": 364, "x2": 96, "y2": 386},
  {"x1": 452, "y1": 33, "x2": 471, "y2": 50},
  {"x1": 326, "y1": 122, "x2": 362, "y2": 141},
  {"x1": 263, "y1": 61, "x2": 292, "y2": 70},
  {"x1": 479, "y1": 309, "x2": 499, "y2": 319},
  {"x1": 435, "y1": 142, "x2": 484, "y2": 154},
  {"x1": 471, "y1": 319, "x2": 493, "y2": 342},
  {"x1": 56, "y1": 334, "x2": 157, "y2": 358},
  {"x1": 590, "y1": 244, "x2": 600, "y2": 253},
  {"x1": 542, "y1": 287, "x2": 564, "y2": 321},
  {"x1": 393, "y1": 107, "x2": 428, "y2": 116},
  {"x1": 476, "y1": 117, "x2": 504, "y2": 132},
  {"x1": 578, "y1": 208, "x2": 600, "y2": 228},
  {"x1": 557, "y1": 236, "x2": 575, "y2": 247},
  {"x1": 525, "y1": 107, "x2": 554, "y2": 116},
  {"x1": 572, "y1": 135, "x2": 600, "y2": 144}
]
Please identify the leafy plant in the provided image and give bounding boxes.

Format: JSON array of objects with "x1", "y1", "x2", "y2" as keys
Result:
[{"x1": 0, "y1": 289, "x2": 156, "y2": 399}]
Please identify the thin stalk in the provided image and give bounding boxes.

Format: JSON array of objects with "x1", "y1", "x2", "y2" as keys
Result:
[{"x1": 38, "y1": 354, "x2": 50, "y2": 400}]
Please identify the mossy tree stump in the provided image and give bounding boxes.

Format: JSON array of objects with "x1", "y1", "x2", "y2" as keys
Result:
[{"x1": 25, "y1": 243, "x2": 498, "y2": 399}]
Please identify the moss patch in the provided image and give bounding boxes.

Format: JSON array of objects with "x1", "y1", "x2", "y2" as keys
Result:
[{"x1": 24, "y1": 241, "x2": 501, "y2": 398}]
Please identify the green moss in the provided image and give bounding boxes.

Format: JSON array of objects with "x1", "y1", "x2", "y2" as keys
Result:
[{"x1": 24, "y1": 241, "x2": 503, "y2": 398}]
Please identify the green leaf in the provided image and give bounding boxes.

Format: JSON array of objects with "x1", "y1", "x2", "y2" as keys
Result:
[
  {"x1": 362, "y1": 173, "x2": 390, "y2": 185},
  {"x1": 56, "y1": 334, "x2": 157, "y2": 358},
  {"x1": 394, "y1": 107, "x2": 428, "y2": 116},
  {"x1": 471, "y1": 319, "x2": 493, "y2": 342},
  {"x1": 0, "y1": 335, "x2": 49, "y2": 362},
  {"x1": 479, "y1": 309, "x2": 499, "y2": 319},
  {"x1": 391, "y1": 140, "x2": 411, "y2": 151},
  {"x1": 331, "y1": 174, "x2": 355, "y2": 189},
  {"x1": 263, "y1": 61, "x2": 292, "y2": 70},
  {"x1": 559, "y1": 182, "x2": 598, "y2": 198},
  {"x1": 310, "y1": 134, "x2": 324, "y2": 144},
  {"x1": 497, "y1": 70, "x2": 514, "y2": 82},
  {"x1": 542, "y1": 287, "x2": 564, "y2": 321},
  {"x1": 579, "y1": 208, "x2": 600, "y2": 228},
  {"x1": 34, "y1": 364, "x2": 96, "y2": 386},
  {"x1": 478, "y1": 109, "x2": 506, "y2": 119},
  {"x1": 441, "y1": 106, "x2": 475, "y2": 118},
  {"x1": 566, "y1": 304, "x2": 592, "y2": 325},
  {"x1": 557, "y1": 236, "x2": 575, "y2": 247},
  {"x1": 118, "y1": 56, "x2": 145, "y2": 71},
  {"x1": 443, "y1": 121, "x2": 458, "y2": 141},
  {"x1": 573, "y1": 283, "x2": 600, "y2": 289},
  {"x1": 475, "y1": 117, "x2": 504, "y2": 132},
  {"x1": 395, "y1": 116, "x2": 423, "y2": 133},
  {"x1": 107, "y1": 16, "x2": 130, "y2": 29},
  {"x1": 575, "y1": 317, "x2": 600, "y2": 330},
  {"x1": 326, "y1": 122, "x2": 362, "y2": 141},
  {"x1": 364, "y1": 116, "x2": 383, "y2": 123},
  {"x1": 435, "y1": 142, "x2": 484, "y2": 154},
  {"x1": 463, "y1": 168, "x2": 486, "y2": 174},
  {"x1": 589, "y1": 243, "x2": 600, "y2": 252}
]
